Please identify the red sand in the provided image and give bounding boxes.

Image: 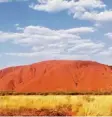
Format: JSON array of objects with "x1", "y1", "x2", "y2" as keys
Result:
[
  {"x1": 0, "y1": 60, "x2": 112, "y2": 92},
  {"x1": 0, "y1": 108, "x2": 72, "y2": 116}
]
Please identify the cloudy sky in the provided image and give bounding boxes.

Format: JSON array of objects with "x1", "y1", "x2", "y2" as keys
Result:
[{"x1": 0, "y1": 0, "x2": 112, "y2": 69}]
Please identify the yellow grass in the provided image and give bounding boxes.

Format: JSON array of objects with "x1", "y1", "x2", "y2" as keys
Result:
[{"x1": 0, "y1": 95, "x2": 112, "y2": 116}]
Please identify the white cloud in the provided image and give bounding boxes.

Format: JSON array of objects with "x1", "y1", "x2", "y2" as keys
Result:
[
  {"x1": 5, "y1": 52, "x2": 40, "y2": 57},
  {"x1": 105, "y1": 32, "x2": 112, "y2": 39},
  {"x1": 75, "y1": 10, "x2": 112, "y2": 22},
  {"x1": 0, "y1": 0, "x2": 28, "y2": 3},
  {"x1": 0, "y1": 31, "x2": 23, "y2": 42},
  {"x1": 1, "y1": 0, "x2": 112, "y2": 67},
  {"x1": 6, "y1": 53, "x2": 91, "y2": 64},
  {"x1": 5, "y1": 52, "x2": 87, "y2": 58},
  {"x1": 94, "y1": 23, "x2": 102, "y2": 27},
  {"x1": 0, "y1": 25, "x2": 95, "y2": 44},
  {"x1": 30, "y1": 0, "x2": 74, "y2": 12},
  {"x1": 0, "y1": 25, "x2": 105, "y2": 59},
  {"x1": 98, "y1": 47, "x2": 112, "y2": 56},
  {"x1": 68, "y1": 42, "x2": 104, "y2": 54},
  {"x1": 15, "y1": 24, "x2": 19, "y2": 27},
  {"x1": 1, "y1": 24, "x2": 112, "y2": 66},
  {"x1": 0, "y1": 0, "x2": 8, "y2": 2},
  {"x1": 29, "y1": 0, "x2": 112, "y2": 22},
  {"x1": 30, "y1": 0, "x2": 105, "y2": 12},
  {"x1": 58, "y1": 27, "x2": 95, "y2": 34}
]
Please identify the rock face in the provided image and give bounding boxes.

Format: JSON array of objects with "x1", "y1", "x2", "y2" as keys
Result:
[{"x1": 0, "y1": 60, "x2": 112, "y2": 93}]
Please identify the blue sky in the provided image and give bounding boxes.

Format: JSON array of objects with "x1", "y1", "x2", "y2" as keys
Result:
[{"x1": 0, "y1": 0, "x2": 112, "y2": 69}]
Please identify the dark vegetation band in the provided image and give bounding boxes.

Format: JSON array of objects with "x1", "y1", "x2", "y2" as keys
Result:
[{"x1": 0, "y1": 91, "x2": 112, "y2": 95}]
